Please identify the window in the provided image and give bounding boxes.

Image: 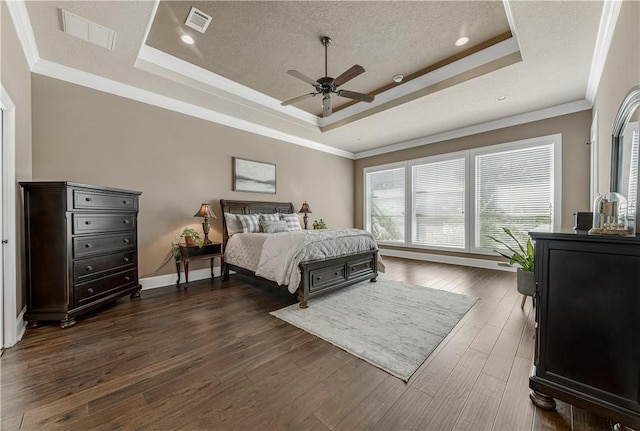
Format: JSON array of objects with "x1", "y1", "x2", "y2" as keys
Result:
[
  {"x1": 363, "y1": 135, "x2": 561, "y2": 254},
  {"x1": 474, "y1": 143, "x2": 555, "y2": 250},
  {"x1": 412, "y1": 156, "x2": 466, "y2": 248},
  {"x1": 364, "y1": 165, "x2": 405, "y2": 242}
]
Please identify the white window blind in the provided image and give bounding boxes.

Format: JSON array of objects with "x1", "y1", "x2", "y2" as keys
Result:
[
  {"x1": 412, "y1": 157, "x2": 465, "y2": 248},
  {"x1": 476, "y1": 144, "x2": 554, "y2": 250},
  {"x1": 365, "y1": 167, "x2": 405, "y2": 242}
]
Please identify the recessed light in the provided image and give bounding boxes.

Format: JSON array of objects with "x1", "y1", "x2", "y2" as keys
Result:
[
  {"x1": 455, "y1": 36, "x2": 469, "y2": 47},
  {"x1": 181, "y1": 34, "x2": 195, "y2": 45},
  {"x1": 393, "y1": 74, "x2": 404, "y2": 83},
  {"x1": 497, "y1": 95, "x2": 508, "y2": 101}
]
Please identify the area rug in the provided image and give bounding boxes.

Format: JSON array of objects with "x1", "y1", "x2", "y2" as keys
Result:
[{"x1": 270, "y1": 278, "x2": 477, "y2": 381}]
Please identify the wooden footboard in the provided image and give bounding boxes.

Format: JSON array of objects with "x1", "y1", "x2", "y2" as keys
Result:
[{"x1": 222, "y1": 250, "x2": 379, "y2": 308}]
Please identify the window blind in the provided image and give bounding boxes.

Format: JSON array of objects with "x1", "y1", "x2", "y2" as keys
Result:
[
  {"x1": 366, "y1": 167, "x2": 405, "y2": 242},
  {"x1": 412, "y1": 158, "x2": 465, "y2": 248},
  {"x1": 476, "y1": 144, "x2": 554, "y2": 250}
]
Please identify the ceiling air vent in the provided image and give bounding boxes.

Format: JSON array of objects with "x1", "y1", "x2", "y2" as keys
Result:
[
  {"x1": 61, "y1": 9, "x2": 116, "y2": 50},
  {"x1": 185, "y1": 7, "x2": 212, "y2": 34}
]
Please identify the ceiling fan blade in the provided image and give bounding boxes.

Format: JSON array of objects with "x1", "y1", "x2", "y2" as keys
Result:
[
  {"x1": 322, "y1": 94, "x2": 332, "y2": 117},
  {"x1": 337, "y1": 89, "x2": 374, "y2": 103},
  {"x1": 333, "y1": 65, "x2": 365, "y2": 87},
  {"x1": 286, "y1": 70, "x2": 318, "y2": 86},
  {"x1": 281, "y1": 92, "x2": 317, "y2": 106}
]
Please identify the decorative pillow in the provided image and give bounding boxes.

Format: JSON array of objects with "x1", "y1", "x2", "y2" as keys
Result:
[
  {"x1": 259, "y1": 213, "x2": 281, "y2": 223},
  {"x1": 280, "y1": 213, "x2": 302, "y2": 231},
  {"x1": 260, "y1": 220, "x2": 289, "y2": 234},
  {"x1": 224, "y1": 212, "x2": 243, "y2": 237},
  {"x1": 236, "y1": 213, "x2": 261, "y2": 233}
]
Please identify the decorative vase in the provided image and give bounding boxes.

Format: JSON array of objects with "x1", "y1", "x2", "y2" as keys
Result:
[{"x1": 184, "y1": 236, "x2": 195, "y2": 246}]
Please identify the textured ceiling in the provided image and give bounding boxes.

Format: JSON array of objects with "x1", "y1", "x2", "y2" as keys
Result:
[
  {"x1": 146, "y1": 1, "x2": 511, "y2": 116},
  {"x1": 22, "y1": 1, "x2": 604, "y2": 156}
]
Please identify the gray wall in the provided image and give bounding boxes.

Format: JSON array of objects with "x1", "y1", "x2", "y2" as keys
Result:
[{"x1": 31, "y1": 75, "x2": 354, "y2": 278}]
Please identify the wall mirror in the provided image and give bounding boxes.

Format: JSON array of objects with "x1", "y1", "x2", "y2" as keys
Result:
[{"x1": 610, "y1": 85, "x2": 640, "y2": 233}]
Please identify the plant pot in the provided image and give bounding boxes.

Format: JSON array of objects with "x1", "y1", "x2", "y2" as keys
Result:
[
  {"x1": 516, "y1": 268, "x2": 535, "y2": 296},
  {"x1": 184, "y1": 236, "x2": 195, "y2": 246}
]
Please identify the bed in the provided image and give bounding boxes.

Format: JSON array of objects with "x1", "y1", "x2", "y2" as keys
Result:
[{"x1": 220, "y1": 199, "x2": 380, "y2": 308}]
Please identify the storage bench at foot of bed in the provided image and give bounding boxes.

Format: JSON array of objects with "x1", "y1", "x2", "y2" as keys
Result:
[{"x1": 298, "y1": 250, "x2": 378, "y2": 308}]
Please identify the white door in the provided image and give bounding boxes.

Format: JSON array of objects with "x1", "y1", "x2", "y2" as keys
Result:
[{"x1": 0, "y1": 108, "x2": 4, "y2": 349}]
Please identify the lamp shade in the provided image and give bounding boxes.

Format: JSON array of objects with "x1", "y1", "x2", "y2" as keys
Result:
[
  {"x1": 193, "y1": 202, "x2": 217, "y2": 219},
  {"x1": 298, "y1": 201, "x2": 312, "y2": 214}
]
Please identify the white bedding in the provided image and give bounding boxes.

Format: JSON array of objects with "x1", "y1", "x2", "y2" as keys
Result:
[{"x1": 224, "y1": 228, "x2": 383, "y2": 293}]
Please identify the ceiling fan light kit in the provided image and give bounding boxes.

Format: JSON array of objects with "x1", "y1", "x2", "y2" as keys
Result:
[{"x1": 281, "y1": 36, "x2": 375, "y2": 117}]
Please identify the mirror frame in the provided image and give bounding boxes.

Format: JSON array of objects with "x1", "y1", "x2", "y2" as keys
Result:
[{"x1": 610, "y1": 84, "x2": 640, "y2": 232}]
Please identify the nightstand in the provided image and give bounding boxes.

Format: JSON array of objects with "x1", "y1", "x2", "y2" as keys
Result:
[{"x1": 176, "y1": 242, "x2": 223, "y2": 289}]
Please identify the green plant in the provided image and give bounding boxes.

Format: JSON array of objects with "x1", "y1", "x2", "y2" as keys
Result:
[
  {"x1": 312, "y1": 219, "x2": 327, "y2": 229},
  {"x1": 487, "y1": 227, "x2": 534, "y2": 271},
  {"x1": 171, "y1": 228, "x2": 204, "y2": 261}
]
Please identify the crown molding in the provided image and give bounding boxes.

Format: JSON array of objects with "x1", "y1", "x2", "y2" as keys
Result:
[
  {"x1": 32, "y1": 59, "x2": 355, "y2": 159},
  {"x1": 585, "y1": 0, "x2": 623, "y2": 104},
  {"x1": 5, "y1": 0, "x2": 39, "y2": 68},
  {"x1": 354, "y1": 99, "x2": 591, "y2": 159}
]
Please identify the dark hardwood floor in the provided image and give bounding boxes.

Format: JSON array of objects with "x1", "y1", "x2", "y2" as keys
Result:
[{"x1": 1, "y1": 257, "x2": 613, "y2": 430}]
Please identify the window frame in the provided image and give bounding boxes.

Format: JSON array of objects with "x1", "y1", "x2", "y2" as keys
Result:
[{"x1": 362, "y1": 134, "x2": 562, "y2": 254}]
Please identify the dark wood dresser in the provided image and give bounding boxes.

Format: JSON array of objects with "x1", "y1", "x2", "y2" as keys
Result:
[
  {"x1": 529, "y1": 228, "x2": 640, "y2": 428},
  {"x1": 20, "y1": 182, "x2": 142, "y2": 328}
]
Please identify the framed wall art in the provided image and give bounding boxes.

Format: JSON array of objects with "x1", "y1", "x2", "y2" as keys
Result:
[{"x1": 233, "y1": 157, "x2": 276, "y2": 194}]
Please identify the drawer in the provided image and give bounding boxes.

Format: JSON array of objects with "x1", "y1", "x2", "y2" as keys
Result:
[
  {"x1": 348, "y1": 256, "x2": 375, "y2": 278},
  {"x1": 75, "y1": 269, "x2": 137, "y2": 305},
  {"x1": 73, "y1": 250, "x2": 136, "y2": 282},
  {"x1": 73, "y1": 233, "x2": 136, "y2": 258},
  {"x1": 309, "y1": 264, "x2": 347, "y2": 293},
  {"x1": 73, "y1": 213, "x2": 136, "y2": 234},
  {"x1": 74, "y1": 189, "x2": 137, "y2": 211}
]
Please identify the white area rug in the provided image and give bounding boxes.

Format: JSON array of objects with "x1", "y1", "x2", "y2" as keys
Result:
[{"x1": 270, "y1": 278, "x2": 477, "y2": 381}]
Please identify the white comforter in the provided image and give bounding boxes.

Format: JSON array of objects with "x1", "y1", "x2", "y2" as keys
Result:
[{"x1": 228, "y1": 228, "x2": 381, "y2": 293}]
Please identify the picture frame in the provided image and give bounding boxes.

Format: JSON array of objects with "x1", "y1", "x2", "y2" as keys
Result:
[{"x1": 233, "y1": 157, "x2": 276, "y2": 194}]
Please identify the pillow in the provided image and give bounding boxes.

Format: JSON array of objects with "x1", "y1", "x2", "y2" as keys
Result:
[
  {"x1": 236, "y1": 213, "x2": 261, "y2": 233},
  {"x1": 259, "y1": 213, "x2": 281, "y2": 223},
  {"x1": 260, "y1": 220, "x2": 289, "y2": 234},
  {"x1": 280, "y1": 213, "x2": 302, "y2": 231},
  {"x1": 224, "y1": 212, "x2": 243, "y2": 237}
]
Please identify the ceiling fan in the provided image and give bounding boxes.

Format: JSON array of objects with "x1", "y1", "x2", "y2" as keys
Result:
[{"x1": 281, "y1": 36, "x2": 375, "y2": 117}]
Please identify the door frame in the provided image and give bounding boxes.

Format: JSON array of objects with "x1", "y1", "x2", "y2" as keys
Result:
[{"x1": 1, "y1": 84, "x2": 18, "y2": 347}]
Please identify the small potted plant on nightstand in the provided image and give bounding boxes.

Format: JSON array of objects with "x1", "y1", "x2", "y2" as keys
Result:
[{"x1": 171, "y1": 228, "x2": 204, "y2": 262}]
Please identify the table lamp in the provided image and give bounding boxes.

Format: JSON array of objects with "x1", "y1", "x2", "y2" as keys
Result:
[
  {"x1": 193, "y1": 202, "x2": 217, "y2": 244},
  {"x1": 298, "y1": 201, "x2": 312, "y2": 229}
]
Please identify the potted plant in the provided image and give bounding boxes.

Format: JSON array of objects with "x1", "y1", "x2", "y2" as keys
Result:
[
  {"x1": 487, "y1": 227, "x2": 535, "y2": 308},
  {"x1": 171, "y1": 228, "x2": 204, "y2": 261},
  {"x1": 312, "y1": 219, "x2": 327, "y2": 229}
]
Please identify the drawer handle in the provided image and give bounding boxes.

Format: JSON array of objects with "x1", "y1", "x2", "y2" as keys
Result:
[
  {"x1": 123, "y1": 219, "x2": 130, "y2": 224},
  {"x1": 335, "y1": 271, "x2": 340, "y2": 276},
  {"x1": 316, "y1": 276, "x2": 322, "y2": 281},
  {"x1": 85, "y1": 197, "x2": 92, "y2": 202},
  {"x1": 351, "y1": 267, "x2": 356, "y2": 271},
  {"x1": 123, "y1": 200, "x2": 128, "y2": 204},
  {"x1": 85, "y1": 243, "x2": 93, "y2": 248},
  {"x1": 85, "y1": 265, "x2": 93, "y2": 271},
  {"x1": 124, "y1": 276, "x2": 131, "y2": 282},
  {"x1": 87, "y1": 288, "x2": 94, "y2": 294},
  {"x1": 85, "y1": 220, "x2": 92, "y2": 225},
  {"x1": 123, "y1": 257, "x2": 130, "y2": 263},
  {"x1": 123, "y1": 238, "x2": 130, "y2": 243}
]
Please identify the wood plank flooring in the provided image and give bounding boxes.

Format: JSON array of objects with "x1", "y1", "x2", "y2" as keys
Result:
[{"x1": 1, "y1": 257, "x2": 614, "y2": 430}]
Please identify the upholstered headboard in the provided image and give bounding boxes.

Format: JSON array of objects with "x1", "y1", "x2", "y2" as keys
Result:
[{"x1": 219, "y1": 199, "x2": 296, "y2": 246}]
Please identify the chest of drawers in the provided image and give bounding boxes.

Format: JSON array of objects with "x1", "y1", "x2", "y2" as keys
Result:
[{"x1": 20, "y1": 182, "x2": 142, "y2": 328}]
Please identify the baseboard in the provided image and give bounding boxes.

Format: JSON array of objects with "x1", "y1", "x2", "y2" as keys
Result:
[
  {"x1": 15, "y1": 306, "x2": 26, "y2": 344},
  {"x1": 379, "y1": 248, "x2": 515, "y2": 272},
  {"x1": 140, "y1": 267, "x2": 222, "y2": 290}
]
